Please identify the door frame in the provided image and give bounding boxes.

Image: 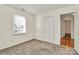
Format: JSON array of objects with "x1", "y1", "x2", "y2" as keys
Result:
[{"x1": 60, "y1": 13, "x2": 75, "y2": 48}]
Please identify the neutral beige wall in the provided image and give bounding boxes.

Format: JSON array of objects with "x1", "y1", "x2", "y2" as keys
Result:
[
  {"x1": 0, "y1": 5, "x2": 35, "y2": 50},
  {"x1": 74, "y1": 12, "x2": 79, "y2": 54},
  {"x1": 64, "y1": 20, "x2": 71, "y2": 33},
  {"x1": 71, "y1": 16, "x2": 74, "y2": 39}
]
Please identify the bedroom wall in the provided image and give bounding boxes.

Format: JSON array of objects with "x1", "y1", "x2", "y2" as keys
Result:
[
  {"x1": 74, "y1": 11, "x2": 79, "y2": 54},
  {"x1": 0, "y1": 5, "x2": 35, "y2": 50}
]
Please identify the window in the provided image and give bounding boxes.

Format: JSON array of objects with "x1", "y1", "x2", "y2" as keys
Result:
[{"x1": 13, "y1": 15, "x2": 26, "y2": 34}]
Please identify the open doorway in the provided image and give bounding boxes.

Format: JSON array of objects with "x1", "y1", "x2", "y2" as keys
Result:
[{"x1": 60, "y1": 13, "x2": 74, "y2": 48}]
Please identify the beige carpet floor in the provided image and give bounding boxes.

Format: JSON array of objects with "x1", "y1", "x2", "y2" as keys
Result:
[{"x1": 0, "y1": 39, "x2": 78, "y2": 55}]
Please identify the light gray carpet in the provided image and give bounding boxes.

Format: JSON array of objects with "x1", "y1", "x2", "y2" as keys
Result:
[{"x1": 0, "y1": 39, "x2": 78, "y2": 55}]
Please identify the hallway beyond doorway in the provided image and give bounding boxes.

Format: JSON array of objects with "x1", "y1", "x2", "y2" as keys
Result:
[{"x1": 60, "y1": 13, "x2": 74, "y2": 48}]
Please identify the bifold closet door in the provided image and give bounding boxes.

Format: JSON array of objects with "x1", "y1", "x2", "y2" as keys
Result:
[{"x1": 40, "y1": 16, "x2": 54, "y2": 42}]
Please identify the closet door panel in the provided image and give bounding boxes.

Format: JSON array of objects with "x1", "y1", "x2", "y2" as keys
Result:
[{"x1": 40, "y1": 16, "x2": 54, "y2": 43}]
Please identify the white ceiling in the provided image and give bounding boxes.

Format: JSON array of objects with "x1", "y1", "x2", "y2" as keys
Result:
[{"x1": 8, "y1": 4, "x2": 76, "y2": 15}]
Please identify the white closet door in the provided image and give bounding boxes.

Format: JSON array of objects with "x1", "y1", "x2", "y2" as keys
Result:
[{"x1": 40, "y1": 16, "x2": 54, "y2": 42}]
